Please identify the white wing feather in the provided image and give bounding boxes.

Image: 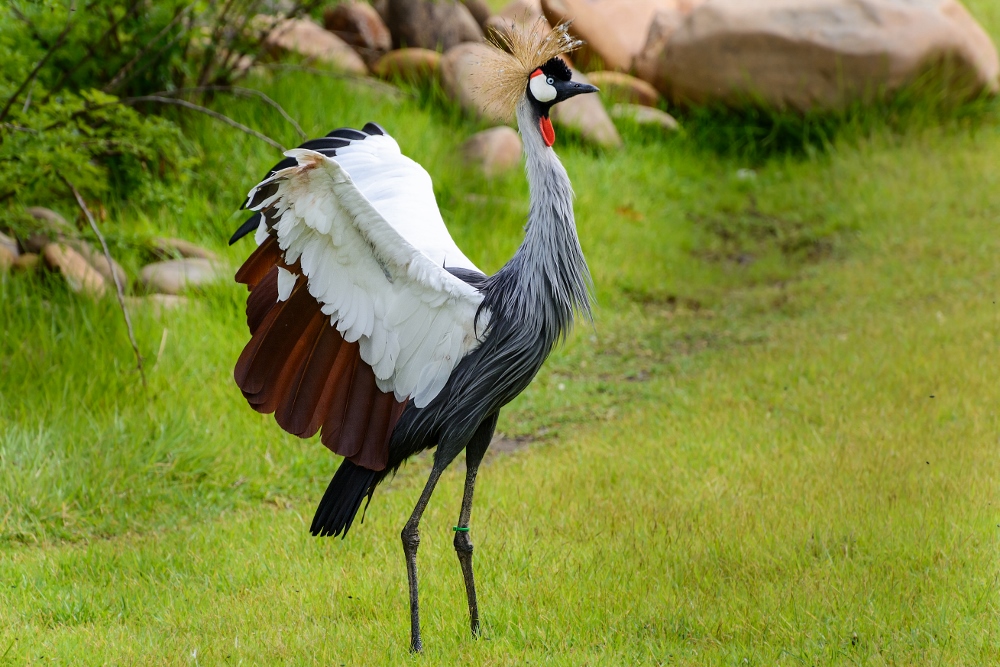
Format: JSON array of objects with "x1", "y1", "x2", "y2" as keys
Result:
[{"x1": 246, "y1": 148, "x2": 487, "y2": 408}]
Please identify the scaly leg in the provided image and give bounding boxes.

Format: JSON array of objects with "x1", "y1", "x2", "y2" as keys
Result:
[
  {"x1": 453, "y1": 414, "x2": 498, "y2": 638},
  {"x1": 401, "y1": 466, "x2": 443, "y2": 653}
]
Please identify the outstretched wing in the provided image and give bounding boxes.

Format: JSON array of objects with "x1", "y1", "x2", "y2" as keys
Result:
[{"x1": 234, "y1": 124, "x2": 488, "y2": 471}]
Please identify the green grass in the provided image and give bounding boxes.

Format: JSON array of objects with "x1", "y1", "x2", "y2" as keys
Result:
[{"x1": 3, "y1": 4, "x2": 1000, "y2": 662}]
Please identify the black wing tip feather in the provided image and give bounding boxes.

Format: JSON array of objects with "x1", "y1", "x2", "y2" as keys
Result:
[
  {"x1": 310, "y1": 459, "x2": 379, "y2": 539},
  {"x1": 229, "y1": 212, "x2": 261, "y2": 245},
  {"x1": 232, "y1": 123, "x2": 387, "y2": 245}
]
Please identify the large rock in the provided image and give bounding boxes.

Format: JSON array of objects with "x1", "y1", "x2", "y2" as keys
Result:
[
  {"x1": 323, "y1": 1, "x2": 392, "y2": 63},
  {"x1": 461, "y1": 126, "x2": 523, "y2": 176},
  {"x1": 385, "y1": 0, "x2": 484, "y2": 51},
  {"x1": 487, "y1": 0, "x2": 551, "y2": 44},
  {"x1": 634, "y1": 2, "x2": 704, "y2": 85},
  {"x1": 262, "y1": 17, "x2": 368, "y2": 75},
  {"x1": 140, "y1": 259, "x2": 223, "y2": 295},
  {"x1": 586, "y1": 70, "x2": 662, "y2": 106},
  {"x1": 641, "y1": 0, "x2": 1000, "y2": 111},
  {"x1": 43, "y1": 243, "x2": 106, "y2": 297},
  {"x1": 441, "y1": 42, "x2": 501, "y2": 120},
  {"x1": 549, "y1": 69, "x2": 622, "y2": 148},
  {"x1": 373, "y1": 48, "x2": 442, "y2": 85},
  {"x1": 461, "y1": 0, "x2": 494, "y2": 30},
  {"x1": 541, "y1": 0, "x2": 682, "y2": 71}
]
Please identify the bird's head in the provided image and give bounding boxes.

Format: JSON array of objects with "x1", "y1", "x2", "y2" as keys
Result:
[
  {"x1": 525, "y1": 57, "x2": 598, "y2": 146},
  {"x1": 478, "y1": 21, "x2": 599, "y2": 147}
]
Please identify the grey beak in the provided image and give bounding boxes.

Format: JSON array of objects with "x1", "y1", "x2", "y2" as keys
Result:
[{"x1": 563, "y1": 81, "x2": 599, "y2": 99}]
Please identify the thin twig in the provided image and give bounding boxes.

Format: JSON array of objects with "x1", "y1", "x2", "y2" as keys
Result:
[
  {"x1": 104, "y1": 1, "x2": 197, "y2": 93},
  {"x1": 172, "y1": 85, "x2": 306, "y2": 139},
  {"x1": 0, "y1": 5, "x2": 76, "y2": 123},
  {"x1": 60, "y1": 175, "x2": 147, "y2": 390},
  {"x1": 120, "y1": 96, "x2": 286, "y2": 150}
]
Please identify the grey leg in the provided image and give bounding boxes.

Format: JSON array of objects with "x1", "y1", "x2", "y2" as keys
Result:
[
  {"x1": 401, "y1": 466, "x2": 443, "y2": 653},
  {"x1": 453, "y1": 414, "x2": 498, "y2": 638},
  {"x1": 454, "y1": 463, "x2": 481, "y2": 636}
]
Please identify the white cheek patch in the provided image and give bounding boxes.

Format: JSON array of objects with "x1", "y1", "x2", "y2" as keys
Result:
[{"x1": 529, "y1": 75, "x2": 557, "y2": 103}]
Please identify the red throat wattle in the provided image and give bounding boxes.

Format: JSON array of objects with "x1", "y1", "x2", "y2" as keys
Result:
[{"x1": 539, "y1": 117, "x2": 555, "y2": 147}]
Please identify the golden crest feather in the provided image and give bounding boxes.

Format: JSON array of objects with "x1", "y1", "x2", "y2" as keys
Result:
[{"x1": 476, "y1": 19, "x2": 583, "y2": 121}]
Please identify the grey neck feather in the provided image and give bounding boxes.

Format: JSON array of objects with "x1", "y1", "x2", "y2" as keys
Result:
[{"x1": 484, "y1": 97, "x2": 593, "y2": 340}]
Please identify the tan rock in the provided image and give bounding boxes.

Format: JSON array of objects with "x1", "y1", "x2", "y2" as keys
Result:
[
  {"x1": 126, "y1": 294, "x2": 189, "y2": 314},
  {"x1": 549, "y1": 69, "x2": 622, "y2": 148},
  {"x1": 440, "y1": 42, "x2": 502, "y2": 120},
  {"x1": 610, "y1": 103, "x2": 680, "y2": 130},
  {"x1": 645, "y1": 0, "x2": 1000, "y2": 111},
  {"x1": 66, "y1": 239, "x2": 127, "y2": 287},
  {"x1": 43, "y1": 243, "x2": 106, "y2": 297},
  {"x1": 498, "y1": 0, "x2": 543, "y2": 21},
  {"x1": 634, "y1": 3, "x2": 704, "y2": 87},
  {"x1": 0, "y1": 231, "x2": 19, "y2": 257},
  {"x1": 262, "y1": 16, "x2": 368, "y2": 75},
  {"x1": 152, "y1": 237, "x2": 218, "y2": 261},
  {"x1": 13, "y1": 253, "x2": 40, "y2": 272},
  {"x1": 384, "y1": 0, "x2": 484, "y2": 51},
  {"x1": 373, "y1": 48, "x2": 442, "y2": 85},
  {"x1": 140, "y1": 259, "x2": 223, "y2": 295},
  {"x1": 461, "y1": 0, "x2": 494, "y2": 30},
  {"x1": 541, "y1": 0, "x2": 684, "y2": 71},
  {"x1": 324, "y1": 1, "x2": 392, "y2": 63},
  {"x1": 586, "y1": 71, "x2": 662, "y2": 106},
  {"x1": 0, "y1": 245, "x2": 13, "y2": 272},
  {"x1": 461, "y1": 126, "x2": 523, "y2": 176}
]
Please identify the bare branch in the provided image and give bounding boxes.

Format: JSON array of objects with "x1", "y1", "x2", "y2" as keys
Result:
[
  {"x1": 119, "y1": 95, "x2": 286, "y2": 151},
  {"x1": 60, "y1": 175, "x2": 147, "y2": 390},
  {"x1": 171, "y1": 85, "x2": 306, "y2": 139},
  {"x1": 0, "y1": 6, "x2": 76, "y2": 123}
]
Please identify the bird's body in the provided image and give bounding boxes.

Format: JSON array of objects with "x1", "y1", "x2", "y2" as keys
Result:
[{"x1": 231, "y1": 22, "x2": 597, "y2": 651}]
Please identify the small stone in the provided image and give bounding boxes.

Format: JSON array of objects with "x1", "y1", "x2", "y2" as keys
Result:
[
  {"x1": 0, "y1": 231, "x2": 19, "y2": 257},
  {"x1": 610, "y1": 104, "x2": 680, "y2": 131},
  {"x1": 384, "y1": 0, "x2": 484, "y2": 51},
  {"x1": 43, "y1": 243, "x2": 106, "y2": 297},
  {"x1": 12, "y1": 253, "x2": 40, "y2": 272},
  {"x1": 66, "y1": 239, "x2": 128, "y2": 287},
  {"x1": 152, "y1": 237, "x2": 218, "y2": 261},
  {"x1": 461, "y1": 127, "x2": 523, "y2": 177},
  {"x1": 549, "y1": 69, "x2": 622, "y2": 148},
  {"x1": 126, "y1": 294, "x2": 190, "y2": 314},
  {"x1": 261, "y1": 16, "x2": 368, "y2": 75},
  {"x1": 24, "y1": 206, "x2": 73, "y2": 253},
  {"x1": 140, "y1": 258, "x2": 223, "y2": 295},
  {"x1": 324, "y1": 1, "x2": 392, "y2": 64},
  {"x1": 0, "y1": 245, "x2": 13, "y2": 272},
  {"x1": 586, "y1": 71, "x2": 662, "y2": 107},
  {"x1": 372, "y1": 48, "x2": 442, "y2": 85}
]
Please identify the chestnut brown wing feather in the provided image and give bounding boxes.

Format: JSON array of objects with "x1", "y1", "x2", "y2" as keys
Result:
[{"x1": 234, "y1": 243, "x2": 406, "y2": 471}]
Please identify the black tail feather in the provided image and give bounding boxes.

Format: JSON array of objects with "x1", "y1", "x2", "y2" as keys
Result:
[{"x1": 311, "y1": 459, "x2": 379, "y2": 538}]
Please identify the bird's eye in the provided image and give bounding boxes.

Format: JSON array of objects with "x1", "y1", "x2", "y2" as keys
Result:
[{"x1": 546, "y1": 77, "x2": 554, "y2": 85}]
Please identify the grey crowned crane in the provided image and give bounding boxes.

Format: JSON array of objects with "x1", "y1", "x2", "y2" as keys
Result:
[{"x1": 229, "y1": 23, "x2": 597, "y2": 652}]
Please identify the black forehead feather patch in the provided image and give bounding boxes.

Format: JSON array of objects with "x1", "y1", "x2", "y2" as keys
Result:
[{"x1": 540, "y1": 57, "x2": 572, "y2": 82}]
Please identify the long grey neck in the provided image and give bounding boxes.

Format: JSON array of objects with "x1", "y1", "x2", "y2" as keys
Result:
[{"x1": 485, "y1": 98, "x2": 593, "y2": 339}]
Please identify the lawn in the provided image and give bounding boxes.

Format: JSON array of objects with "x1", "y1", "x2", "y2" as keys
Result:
[{"x1": 2, "y1": 4, "x2": 999, "y2": 664}]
